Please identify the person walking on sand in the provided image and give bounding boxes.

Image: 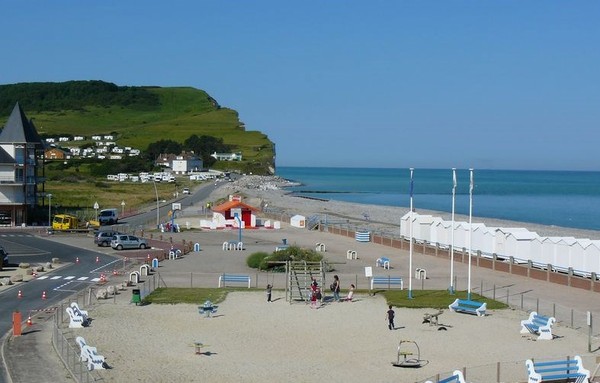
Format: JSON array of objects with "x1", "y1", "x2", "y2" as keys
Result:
[
  {"x1": 266, "y1": 284, "x2": 272, "y2": 302},
  {"x1": 332, "y1": 275, "x2": 341, "y2": 302},
  {"x1": 386, "y1": 305, "x2": 395, "y2": 330}
]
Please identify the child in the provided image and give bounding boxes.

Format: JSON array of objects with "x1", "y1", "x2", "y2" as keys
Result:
[
  {"x1": 344, "y1": 284, "x2": 355, "y2": 302},
  {"x1": 266, "y1": 284, "x2": 272, "y2": 302},
  {"x1": 386, "y1": 305, "x2": 395, "y2": 330},
  {"x1": 310, "y1": 281, "x2": 320, "y2": 309}
]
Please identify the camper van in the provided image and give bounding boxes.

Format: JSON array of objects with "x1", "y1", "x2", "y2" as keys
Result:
[{"x1": 98, "y1": 208, "x2": 118, "y2": 225}]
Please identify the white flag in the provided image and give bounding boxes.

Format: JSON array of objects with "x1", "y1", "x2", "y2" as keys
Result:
[
  {"x1": 452, "y1": 168, "x2": 457, "y2": 190},
  {"x1": 469, "y1": 169, "x2": 474, "y2": 194}
]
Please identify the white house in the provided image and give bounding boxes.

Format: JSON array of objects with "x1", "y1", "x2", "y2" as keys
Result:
[{"x1": 171, "y1": 152, "x2": 203, "y2": 174}]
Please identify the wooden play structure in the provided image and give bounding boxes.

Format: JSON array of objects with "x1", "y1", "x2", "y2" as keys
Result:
[{"x1": 286, "y1": 260, "x2": 326, "y2": 303}]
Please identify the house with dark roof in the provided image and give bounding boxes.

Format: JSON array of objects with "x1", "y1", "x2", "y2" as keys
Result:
[{"x1": 0, "y1": 103, "x2": 45, "y2": 226}]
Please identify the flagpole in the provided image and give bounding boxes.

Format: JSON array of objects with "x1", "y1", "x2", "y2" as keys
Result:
[
  {"x1": 449, "y1": 168, "x2": 456, "y2": 294},
  {"x1": 408, "y1": 167, "x2": 414, "y2": 299},
  {"x1": 467, "y1": 168, "x2": 474, "y2": 300}
]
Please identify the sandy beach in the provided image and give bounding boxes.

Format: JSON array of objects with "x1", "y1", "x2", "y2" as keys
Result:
[
  {"x1": 54, "y1": 176, "x2": 600, "y2": 383},
  {"x1": 72, "y1": 290, "x2": 592, "y2": 383}
]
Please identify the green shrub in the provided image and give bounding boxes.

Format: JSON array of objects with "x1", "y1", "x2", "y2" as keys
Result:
[
  {"x1": 249, "y1": 246, "x2": 324, "y2": 271},
  {"x1": 246, "y1": 252, "x2": 269, "y2": 269}
]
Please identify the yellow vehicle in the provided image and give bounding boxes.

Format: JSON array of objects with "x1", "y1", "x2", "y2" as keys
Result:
[{"x1": 52, "y1": 214, "x2": 99, "y2": 231}]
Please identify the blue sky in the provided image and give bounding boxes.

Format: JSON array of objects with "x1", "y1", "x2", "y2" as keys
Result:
[{"x1": 1, "y1": 1, "x2": 599, "y2": 171}]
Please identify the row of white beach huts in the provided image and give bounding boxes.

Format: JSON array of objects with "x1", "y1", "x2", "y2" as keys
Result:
[{"x1": 400, "y1": 212, "x2": 600, "y2": 278}]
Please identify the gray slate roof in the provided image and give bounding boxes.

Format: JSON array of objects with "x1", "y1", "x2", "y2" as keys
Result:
[
  {"x1": 0, "y1": 146, "x2": 15, "y2": 164},
  {"x1": 0, "y1": 102, "x2": 43, "y2": 144}
]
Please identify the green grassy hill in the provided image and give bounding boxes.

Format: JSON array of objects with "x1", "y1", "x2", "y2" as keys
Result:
[{"x1": 0, "y1": 81, "x2": 275, "y2": 175}]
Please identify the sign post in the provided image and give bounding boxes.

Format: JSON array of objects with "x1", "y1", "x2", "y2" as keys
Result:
[{"x1": 94, "y1": 201, "x2": 99, "y2": 222}]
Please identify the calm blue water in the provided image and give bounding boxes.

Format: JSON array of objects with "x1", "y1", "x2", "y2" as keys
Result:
[{"x1": 276, "y1": 167, "x2": 600, "y2": 231}]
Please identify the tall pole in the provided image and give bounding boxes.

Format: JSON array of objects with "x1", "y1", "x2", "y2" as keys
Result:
[
  {"x1": 467, "y1": 168, "x2": 474, "y2": 300},
  {"x1": 449, "y1": 168, "x2": 456, "y2": 294},
  {"x1": 408, "y1": 168, "x2": 414, "y2": 299},
  {"x1": 154, "y1": 181, "x2": 160, "y2": 227},
  {"x1": 47, "y1": 194, "x2": 52, "y2": 227}
]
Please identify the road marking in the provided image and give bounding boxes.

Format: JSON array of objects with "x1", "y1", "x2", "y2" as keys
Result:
[{"x1": 32, "y1": 275, "x2": 109, "y2": 283}]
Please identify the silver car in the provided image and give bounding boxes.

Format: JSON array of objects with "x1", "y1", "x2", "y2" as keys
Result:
[{"x1": 111, "y1": 235, "x2": 148, "y2": 250}]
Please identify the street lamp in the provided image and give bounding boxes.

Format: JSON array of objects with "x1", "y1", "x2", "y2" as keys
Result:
[
  {"x1": 152, "y1": 180, "x2": 159, "y2": 227},
  {"x1": 47, "y1": 193, "x2": 52, "y2": 226}
]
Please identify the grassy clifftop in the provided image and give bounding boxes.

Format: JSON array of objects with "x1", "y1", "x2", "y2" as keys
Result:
[{"x1": 0, "y1": 81, "x2": 274, "y2": 174}]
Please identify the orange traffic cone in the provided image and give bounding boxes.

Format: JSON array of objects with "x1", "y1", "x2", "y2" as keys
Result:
[
  {"x1": 112, "y1": 269, "x2": 118, "y2": 276},
  {"x1": 42, "y1": 291, "x2": 47, "y2": 300},
  {"x1": 76, "y1": 257, "x2": 80, "y2": 264},
  {"x1": 96, "y1": 256, "x2": 99, "y2": 263},
  {"x1": 17, "y1": 290, "x2": 22, "y2": 299},
  {"x1": 27, "y1": 316, "x2": 33, "y2": 326},
  {"x1": 100, "y1": 273, "x2": 106, "y2": 283}
]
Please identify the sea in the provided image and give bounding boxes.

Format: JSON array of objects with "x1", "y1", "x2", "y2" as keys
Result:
[{"x1": 275, "y1": 167, "x2": 600, "y2": 231}]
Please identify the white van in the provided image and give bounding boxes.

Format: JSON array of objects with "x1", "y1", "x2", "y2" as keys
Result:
[{"x1": 98, "y1": 208, "x2": 118, "y2": 225}]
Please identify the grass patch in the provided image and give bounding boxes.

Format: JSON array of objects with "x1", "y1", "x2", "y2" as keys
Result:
[
  {"x1": 380, "y1": 289, "x2": 508, "y2": 309},
  {"x1": 143, "y1": 287, "x2": 509, "y2": 310}
]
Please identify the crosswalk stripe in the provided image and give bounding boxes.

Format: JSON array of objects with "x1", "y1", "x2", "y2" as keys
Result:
[{"x1": 31, "y1": 275, "x2": 105, "y2": 282}]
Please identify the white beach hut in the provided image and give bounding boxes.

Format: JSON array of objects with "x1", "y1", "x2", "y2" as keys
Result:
[
  {"x1": 583, "y1": 241, "x2": 600, "y2": 276},
  {"x1": 554, "y1": 237, "x2": 578, "y2": 272},
  {"x1": 413, "y1": 214, "x2": 437, "y2": 243},
  {"x1": 539, "y1": 237, "x2": 562, "y2": 268},
  {"x1": 400, "y1": 212, "x2": 411, "y2": 238},
  {"x1": 290, "y1": 215, "x2": 306, "y2": 229},
  {"x1": 502, "y1": 228, "x2": 539, "y2": 261},
  {"x1": 472, "y1": 226, "x2": 498, "y2": 258},
  {"x1": 570, "y1": 239, "x2": 593, "y2": 276},
  {"x1": 430, "y1": 220, "x2": 452, "y2": 247},
  {"x1": 529, "y1": 236, "x2": 546, "y2": 265}
]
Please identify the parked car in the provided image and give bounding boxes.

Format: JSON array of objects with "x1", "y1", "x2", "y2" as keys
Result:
[
  {"x1": 111, "y1": 235, "x2": 148, "y2": 250},
  {"x1": 94, "y1": 230, "x2": 120, "y2": 247},
  {"x1": 182, "y1": 187, "x2": 190, "y2": 195},
  {"x1": 1, "y1": 245, "x2": 8, "y2": 266}
]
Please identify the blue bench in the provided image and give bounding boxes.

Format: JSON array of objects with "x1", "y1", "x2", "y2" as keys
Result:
[
  {"x1": 425, "y1": 370, "x2": 466, "y2": 383},
  {"x1": 526, "y1": 356, "x2": 590, "y2": 383},
  {"x1": 370, "y1": 276, "x2": 403, "y2": 290},
  {"x1": 520, "y1": 311, "x2": 556, "y2": 340},
  {"x1": 218, "y1": 274, "x2": 251, "y2": 288},
  {"x1": 448, "y1": 298, "x2": 486, "y2": 317}
]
